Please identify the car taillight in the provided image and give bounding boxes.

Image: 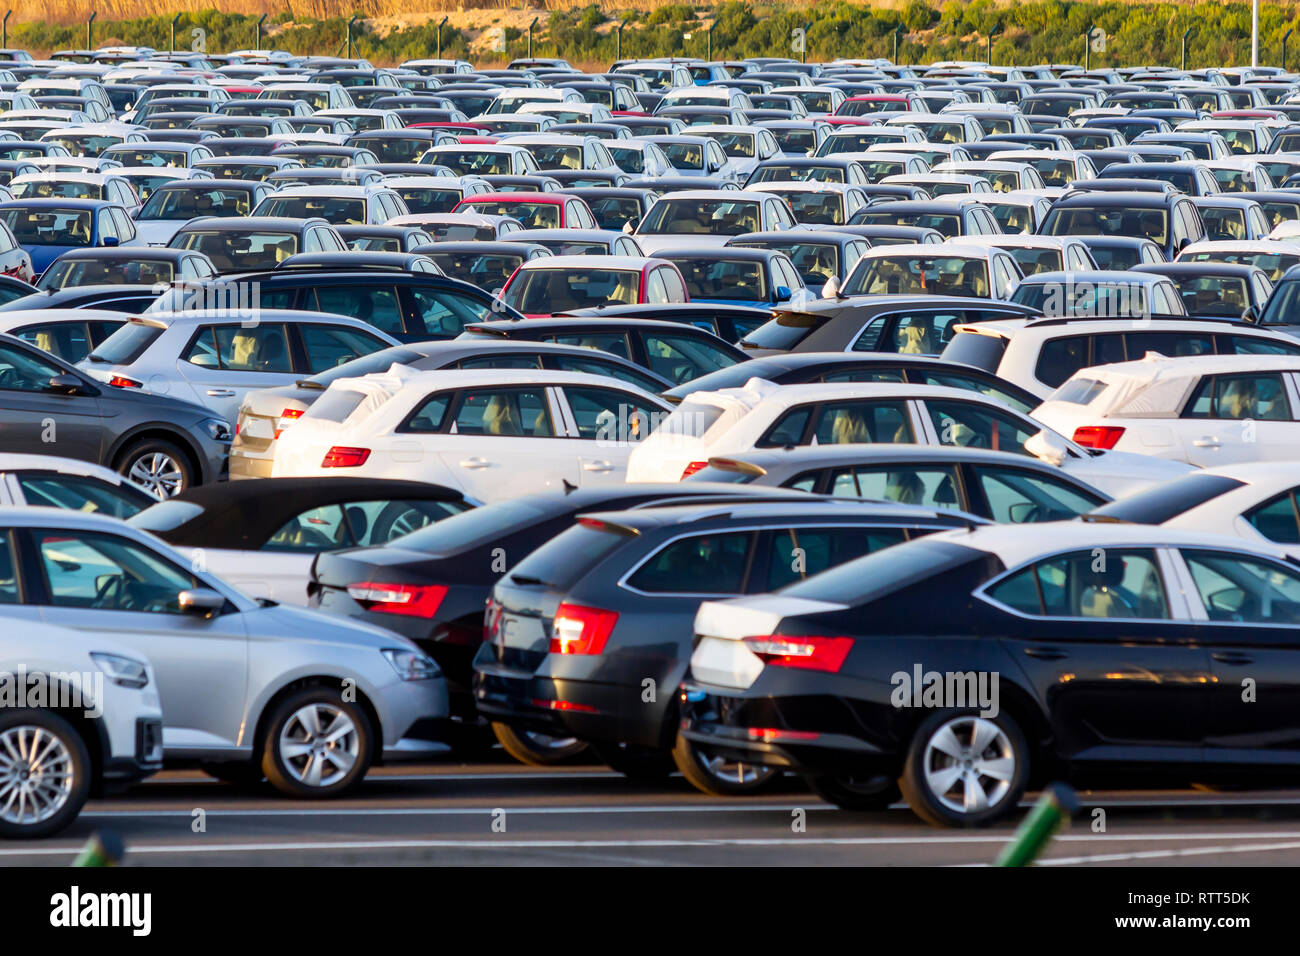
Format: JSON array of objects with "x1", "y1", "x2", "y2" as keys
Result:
[
  {"x1": 108, "y1": 375, "x2": 142, "y2": 388},
  {"x1": 322, "y1": 446, "x2": 370, "y2": 467},
  {"x1": 743, "y1": 635, "x2": 854, "y2": 673},
  {"x1": 681, "y1": 460, "x2": 708, "y2": 479},
  {"x1": 532, "y1": 698, "x2": 597, "y2": 713},
  {"x1": 274, "y1": 407, "x2": 304, "y2": 439},
  {"x1": 550, "y1": 603, "x2": 618, "y2": 655},
  {"x1": 346, "y1": 582, "x2": 447, "y2": 617},
  {"x1": 1072, "y1": 425, "x2": 1126, "y2": 450}
]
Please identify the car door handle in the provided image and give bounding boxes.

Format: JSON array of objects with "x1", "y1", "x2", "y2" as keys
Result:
[
  {"x1": 1211, "y1": 651, "x2": 1255, "y2": 665},
  {"x1": 1023, "y1": 646, "x2": 1068, "y2": 660},
  {"x1": 459, "y1": 457, "x2": 491, "y2": 469},
  {"x1": 206, "y1": 388, "x2": 236, "y2": 397},
  {"x1": 582, "y1": 460, "x2": 613, "y2": 473},
  {"x1": 1193, "y1": 437, "x2": 1222, "y2": 448}
]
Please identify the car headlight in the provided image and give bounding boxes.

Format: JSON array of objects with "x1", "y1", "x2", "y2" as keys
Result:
[
  {"x1": 201, "y1": 417, "x2": 233, "y2": 442},
  {"x1": 90, "y1": 652, "x2": 150, "y2": 689},
  {"x1": 381, "y1": 648, "x2": 441, "y2": 681}
]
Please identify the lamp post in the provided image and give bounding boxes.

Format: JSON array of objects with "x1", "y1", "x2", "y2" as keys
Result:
[
  {"x1": 1285, "y1": 28, "x2": 1295, "y2": 71},
  {"x1": 436, "y1": 15, "x2": 447, "y2": 58},
  {"x1": 892, "y1": 23, "x2": 905, "y2": 63},
  {"x1": 86, "y1": 11, "x2": 95, "y2": 50},
  {"x1": 347, "y1": 15, "x2": 359, "y2": 59},
  {"x1": 1083, "y1": 23, "x2": 1093, "y2": 71},
  {"x1": 528, "y1": 17, "x2": 537, "y2": 59},
  {"x1": 1182, "y1": 26, "x2": 1194, "y2": 71},
  {"x1": 987, "y1": 24, "x2": 1002, "y2": 66},
  {"x1": 801, "y1": 21, "x2": 811, "y2": 63},
  {"x1": 1252, "y1": 0, "x2": 1259, "y2": 68},
  {"x1": 255, "y1": 13, "x2": 267, "y2": 50},
  {"x1": 3, "y1": 11, "x2": 11, "y2": 49},
  {"x1": 616, "y1": 19, "x2": 626, "y2": 61}
]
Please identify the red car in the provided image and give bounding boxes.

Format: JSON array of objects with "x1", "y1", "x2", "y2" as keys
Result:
[
  {"x1": 453, "y1": 192, "x2": 599, "y2": 230},
  {"x1": 499, "y1": 254, "x2": 689, "y2": 316}
]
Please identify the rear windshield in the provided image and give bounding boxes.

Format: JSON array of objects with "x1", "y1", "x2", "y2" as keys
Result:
[
  {"x1": 1049, "y1": 377, "x2": 1109, "y2": 405},
  {"x1": 304, "y1": 349, "x2": 424, "y2": 388},
  {"x1": 128, "y1": 500, "x2": 204, "y2": 533},
  {"x1": 398, "y1": 499, "x2": 557, "y2": 554},
  {"x1": 306, "y1": 388, "x2": 369, "y2": 423},
  {"x1": 940, "y1": 331, "x2": 1008, "y2": 373},
  {"x1": 507, "y1": 523, "x2": 632, "y2": 590},
  {"x1": 653, "y1": 402, "x2": 725, "y2": 439},
  {"x1": 741, "y1": 312, "x2": 820, "y2": 350},
  {"x1": 86, "y1": 321, "x2": 163, "y2": 365},
  {"x1": 780, "y1": 538, "x2": 984, "y2": 604},
  {"x1": 1088, "y1": 473, "x2": 1246, "y2": 524}
]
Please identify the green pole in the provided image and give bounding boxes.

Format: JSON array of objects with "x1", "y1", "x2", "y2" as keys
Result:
[
  {"x1": 72, "y1": 831, "x2": 124, "y2": 867},
  {"x1": 994, "y1": 783, "x2": 1079, "y2": 867}
]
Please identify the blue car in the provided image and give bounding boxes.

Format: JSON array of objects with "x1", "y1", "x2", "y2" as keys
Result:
[
  {"x1": 0, "y1": 198, "x2": 140, "y2": 277},
  {"x1": 652, "y1": 246, "x2": 806, "y2": 307}
]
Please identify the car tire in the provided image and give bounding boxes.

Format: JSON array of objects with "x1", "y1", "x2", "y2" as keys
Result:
[
  {"x1": 371, "y1": 501, "x2": 438, "y2": 543},
  {"x1": 671, "y1": 731, "x2": 779, "y2": 796},
  {"x1": 899, "y1": 709, "x2": 1029, "y2": 828},
  {"x1": 490, "y1": 721, "x2": 587, "y2": 766},
  {"x1": 806, "y1": 772, "x2": 901, "y2": 811},
  {"x1": 116, "y1": 437, "x2": 194, "y2": 498},
  {"x1": 260, "y1": 688, "x2": 373, "y2": 798},
  {"x1": 199, "y1": 761, "x2": 266, "y2": 788},
  {"x1": 590, "y1": 742, "x2": 674, "y2": 780},
  {"x1": 0, "y1": 710, "x2": 91, "y2": 839}
]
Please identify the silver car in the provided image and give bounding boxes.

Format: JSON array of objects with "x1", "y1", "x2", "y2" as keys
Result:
[{"x1": 0, "y1": 507, "x2": 448, "y2": 797}]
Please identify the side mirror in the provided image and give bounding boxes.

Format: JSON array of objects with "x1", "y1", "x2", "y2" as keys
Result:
[
  {"x1": 102, "y1": 236, "x2": 120, "y2": 247},
  {"x1": 821, "y1": 275, "x2": 842, "y2": 299},
  {"x1": 47, "y1": 373, "x2": 86, "y2": 395},
  {"x1": 178, "y1": 588, "x2": 225, "y2": 617},
  {"x1": 622, "y1": 219, "x2": 636, "y2": 234},
  {"x1": 1024, "y1": 429, "x2": 1070, "y2": 466},
  {"x1": 1177, "y1": 236, "x2": 1191, "y2": 251},
  {"x1": 1242, "y1": 306, "x2": 1260, "y2": 323},
  {"x1": 775, "y1": 285, "x2": 792, "y2": 300}
]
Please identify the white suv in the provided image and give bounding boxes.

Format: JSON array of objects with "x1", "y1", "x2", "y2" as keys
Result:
[{"x1": 0, "y1": 619, "x2": 163, "y2": 837}]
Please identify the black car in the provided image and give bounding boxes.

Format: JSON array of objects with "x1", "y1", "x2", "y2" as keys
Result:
[
  {"x1": 680, "y1": 523, "x2": 1300, "y2": 825},
  {"x1": 459, "y1": 316, "x2": 746, "y2": 384},
  {"x1": 0, "y1": 283, "x2": 161, "y2": 313},
  {"x1": 309, "y1": 483, "x2": 818, "y2": 748},
  {"x1": 1038, "y1": 189, "x2": 1207, "y2": 260},
  {"x1": 415, "y1": 240, "x2": 552, "y2": 293},
  {"x1": 663, "y1": 352, "x2": 1041, "y2": 412},
  {"x1": 739, "y1": 295, "x2": 1038, "y2": 357},
  {"x1": 475, "y1": 500, "x2": 983, "y2": 789},
  {"x1": 558, "y1": 302, "x2": 773, "y2": 344}
]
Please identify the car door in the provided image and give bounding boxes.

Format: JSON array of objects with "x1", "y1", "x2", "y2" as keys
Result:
[
  {"x1": 982, "y1": 546, "x2": 1211, "y2": 761},
  {"x1": 553, "y1": 382, "x2": 666, "y2": 486},
  {"x1": 176, "y1": 321, "x2": 297, "y2": 420},
  {"x1": 434, "y1": 385, "x2": 576, "y2": 500},
  {"x1": 0, "y1": 340, "x2": 104, "y2": 458},
  {"x1": 1175, "y1": 547, "x2": 1300, "y2": 764},
  {"x1": 24, "y1": 526, "x2": 250, "y2": 752},
  {"x1": 1177, "y1": 370, "x2": 1300, "y2": 465}
]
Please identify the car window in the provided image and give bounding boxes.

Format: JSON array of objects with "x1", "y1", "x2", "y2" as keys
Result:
[
  {"x1": 16, "y1": 473, "x2": 152, "y2": 518},
  {"x1": 1224, "y1": 334, "x2": 1300, "y2": 356},
  {"x1": 562, "y1": 385, "x2": 659, "y2": 441},
  {"x1": 0, "y1": 341, "x2": 70, "y2": 391},
  {"x1": 926, "y1": 399, "x2": 1038, "y2": 455},
  {"x1": 184, "y1": 324, "x2": 291, "y2": 372},
  {"x1": 34, "y1": 529, "x2": 198, "y2": 614},
  {"x1": 300, "y1": 324, "x2": 388, "y2": 374},
  {"x1": 453, "y1": 387, "x2": 553, "y2": 437},
  {"x1": 1183, "y1": 372, "x2": 1292, "y2": 420},
  {"x1": 311, "y1": 286, "x2": 404, "y2": 337},
  {"x1": 457, "y1": 354, "x2": 543, "y2": 370},
  {"x1": 402, "y1": 393, "x2": 452, "y2": 432},
  {"x1": 264, "y1": 503, "x2": 348, "y2": 552},
  {"x1": 986, "y1": 548, "x2": 1169, "y2": 619},
  {"x1": 546, "y1": 332, "x2": 632, "y2": 361},
  {"x1": 973, "y1": 466, "x2": 1101, "y2": 523},
  {"x1": 1182, "y1": 549, "x2": 1300, "y2": 624},
  {"x1": 884, "y1": 311, "x2": 967, "y2": 354},
  {"x1": 409, "y1": 286, "x2": 493, "y2": 337},
  {"x1": 811, "y1": 399, "x2": 915, "y2": 445},
  {"x1": 641, "y1": 332, "x2": 735, "y2": 384},
  {"x1": 1244, "y1": 488, "x2": 1300, "y2": 544},
  {"x1": 0, "y1": 533, "x2": 17, "y2": 604},
  {"x1": 820, "y1": 367, "x2": 906, "y2": 384},
  {"x1": 549, "y1": 353, "x2": 662, "y2": 391},
  {"x1": 13, "y1": 321, "x2": 93, "y2": 363},
  {"x1": 915, "y1": 369, "x2": 1034, "y2": 414},
  {"x1": 759, "y1": 526, "x2": 905, "y2": 591},
  {"x1": 625, "y1": 531, "x2": 753, "y2": 594},
  {"x1": 829, "y1": 465, "x2": 962, "y2": 509}
]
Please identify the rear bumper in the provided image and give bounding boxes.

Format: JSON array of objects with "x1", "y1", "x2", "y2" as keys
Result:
[
  {"x1": 472, "y1": 661, "x2": 570, "y2": 736},
  {"x1": 229, "y1": 448, "x2": 274, "y2": 480}
]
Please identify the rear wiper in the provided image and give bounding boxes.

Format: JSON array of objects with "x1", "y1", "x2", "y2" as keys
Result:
[
  {"x1": 295, "y1": 379, "x2": 325, "y2": 390},
  {"x1": 509, "y1": 573, "x2": 553, "y2": 587},
  {"x1": 85, "y1": 353, "x2": 108, "y2": 363}
]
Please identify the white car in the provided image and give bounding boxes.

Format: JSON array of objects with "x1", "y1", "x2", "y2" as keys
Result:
[
  {"x1": 78, "y1": 310, "x2": 403, "y2": 422},
  {"x1": 253, "y1": 184, "x2": 410, "y2": 226},
  {"x1": 838, "y1": 243, "x2": 1025, "y2": 301},
  {"x1": 1033, "y1": 353, "x2": 1300, "y2": 467},
  {"x1": 272, "y1": 366, "x2": 673, "y2": 501},
  {"x1": 1176, "y1": 239, "x2": 1300, "y2": 281},
  {"x1": 957, "y1": 234, "x2": 1099, "y2": 276},
  {"x1": 0, "y1": 308, "x2": 129, "y2": 364},
  {"x1": 941, "y1": 315, "x2": 1300, "y2": 399},
  {"x1": 626, "y1": 378, "x2": 1191, "y2": 497},
  {"x1": 0, "y1": 616, "x2": 162, "y2": 836},
  {"x1": 635, "y1": 189, "x2": 798, "y2": 253},
  {"x1": 0, "y1": 452, "x2": 157, "y2": 514}
]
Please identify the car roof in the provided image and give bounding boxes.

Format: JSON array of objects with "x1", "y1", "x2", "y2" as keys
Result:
[{"x1": 515, "y1": 254, "x2": 657, "y2": 269}]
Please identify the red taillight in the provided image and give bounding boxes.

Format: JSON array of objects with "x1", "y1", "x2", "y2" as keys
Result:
[
  {"x1": 744, "y1": 635, "x2": 854, "y2": 673},
  {"x1": 532, "y1": 698, "x2": 597, "y2": 713},
  {"x1": 346, "y1": 581, "x2": 447, "y2": 617},
  {"x1": 274, "y1": 407, "x2": 304, "y2": 439},
  {"x1": 321, "y1": 445, "x2": 371, "y2": 467},
  {"x1": 1072, "y1": 425, "x2": 1126, "y2": 450},
  {"x1": 108, "y1": 375, "x2": 142, "y2": 388},
  {"x1": 681, "y1": 460, "x2": 708, "y2": 479},
  {"x1": 746, "y1": 727, "x2": 821, "y2": 742},
  {"x1": 549, "y1": 602, "x2": 618, "y2": 655}
]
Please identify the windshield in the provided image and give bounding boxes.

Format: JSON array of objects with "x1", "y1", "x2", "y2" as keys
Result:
[
  {"x1": 173, "y1": 230, "x2": 298, "y2": 271},
  {"x1": 640, "y1": 198, "x2": 760, "y2": 236},
  {"x1": 258, "y1": 196, "x2": 365, "y2": 224},
  {"x1": 467, "y1": 200, "x2": 559, "y2": 229},
  {"x1": 0, "y1": 206, "x2": 92, "y2": 246},
  {"x1": 772, "y1": 128, "x2": 815, "y2": 153},
  {"x1": 1043, "y1": 204, "x2": 1169, "y2": 245},
  {"x1": 12, "y1": 180, "x2": 99, "y2": 200},
  {"x1": 394, "y1": 187, "x2": 460, "y2": 214},
  {"x1": 736, "y1": 241, "x2": 838, "y2": 284},
  {"x1": 426, "y1": 251, "x2": 524, "y2": 290},
  {"x1": 1004, "y1": 247, "x2": 1062, "y2": 275},
  {"x1": 435, "y1": 151, "x2": 511, "y2": 175},
  {"x1": 753, "y1": 163, "x2": 845, "y2": 184},
  {"x1": 1177, "y1": 276, "x2": 1251, "y2": 316},
  {"x1": 505, "y1": 267, "x2": 641, "y2": 312},
  {"x1": 844, "y1": 255, "x2": 990, "y2": 296},
  {"x1": 768, "y1": 189, "x2": 844, "y2": 224},
  {"x1": 1187, "y1": 250, "x2": 1299, "y2": 282},
  {"x1": 109, "y1": 149, "x2": 185, "y2": 168},
  {"x1": 660, "y1": 142, "x2": 704, "y2": 169},
  {"x1": 523, "y1": 144, "x2": 582, "y2": 169},
  {"x1": 47, "y1": 134, "x2": 120, "y2": 156},
  {"x1": 39, "y1": 258, "x2": 174, "y2": 289},
  {"x1": 674, "y1": 259, "x2": 768, "y2": 301},
  {"x1": 1011, "y1": 279, "x2": 1150, "y2": 318},
  {"x1": 853, "y1": 209, "x2": 960, "y2": 236},
  {"x1": 697, "y1": 130, "x2": 754, "y2": 158},
  {"x1": 139, "y1": 187, "x2": 250, "y2": 220}
]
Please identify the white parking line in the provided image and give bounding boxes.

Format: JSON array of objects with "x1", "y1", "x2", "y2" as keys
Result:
[
  {"x1": 1034, "y1": 839, "x2": 1300, "y2": 865},
  {"x1": 80, "y1": 803, "x2": 836, "y2": 818},
  {"x1": 6, "y1": 830, "x2": 1300, "y2": 857},
  {"x1": 142, "y1": 771, "x2": 624, "y2": 784}
]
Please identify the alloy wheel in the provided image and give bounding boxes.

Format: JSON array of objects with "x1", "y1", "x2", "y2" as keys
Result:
[
  {"x1": 0, "y1": 725, "x2": 76, "y2": 826},
  {"x1": 277, "y1": 703, "x2": 360, "y2": 789},
  {"x1": 921, "y1": 715, "x2": 1016, "y2": 815}
]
